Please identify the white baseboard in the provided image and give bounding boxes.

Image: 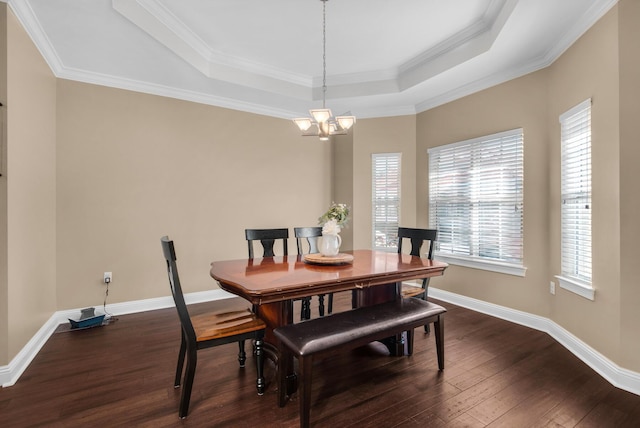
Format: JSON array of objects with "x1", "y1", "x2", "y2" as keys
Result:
[
  {"x1": 0, "y1": 289, "x2": 235, "y2": 387},
  {"x1": 3, "y1": 287, "x2": 640, "y2": 397},
  {"x1": 429, "y1": 287, "x2": 640, "y2": 396}
]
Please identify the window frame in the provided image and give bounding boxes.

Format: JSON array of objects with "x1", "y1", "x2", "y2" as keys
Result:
[
  {"x1": 428, "y1": 128, "x2": 526, "y2": 276},
  {"x1": 372, "y1": 153, "x2": 401, "y2": 252},
  {"x1": 556, "y1": 99, "x2": 594, "y2": 300}
]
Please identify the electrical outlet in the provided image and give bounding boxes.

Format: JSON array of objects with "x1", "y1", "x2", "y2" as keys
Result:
[
  {"x1": 550, "y1": 281, "x2": 556, "y2": 295},
  {"x1": 104, "y1": 272, "x2": 112, "y2": 284}
]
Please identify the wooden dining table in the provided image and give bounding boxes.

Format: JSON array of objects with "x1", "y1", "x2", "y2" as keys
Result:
[{"x1": 209, "y1": 249, "x2": 448, "y2": 393}]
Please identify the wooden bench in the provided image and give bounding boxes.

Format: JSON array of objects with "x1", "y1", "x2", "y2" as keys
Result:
[{"x1": 273, "y1": 297, "x2": 446, "y2": 428}]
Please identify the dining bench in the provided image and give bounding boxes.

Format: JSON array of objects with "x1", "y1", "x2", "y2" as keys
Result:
[{"x1": 273, "y1": 297, "x2": 446, "y2": 428}]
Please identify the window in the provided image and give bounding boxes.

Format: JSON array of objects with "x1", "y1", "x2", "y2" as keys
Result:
[
  {"x1": 372, "y1": 153, "x2": 401, "y2": 251},
  {"x1": 557, "y1": 99, "x2": 593, "y2": 300},
  {"x1": 428, "y1": 129, "x2": 525, "y2": 276}
]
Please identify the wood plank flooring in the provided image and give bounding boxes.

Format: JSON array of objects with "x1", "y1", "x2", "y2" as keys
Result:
[{"x1": 1, "y1": 292, "x2": 639, "y2": 427}]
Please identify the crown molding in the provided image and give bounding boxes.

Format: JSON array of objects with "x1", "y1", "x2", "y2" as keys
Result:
[
  {"x1": 7, "y1": 0, "x2": 620, "y2": 120},
  {"x1": 111, "y1": 0, "x2": 519, "y2": 101},
  {"x1": 539, "y1": 0, "x2": 619, "y2": 65},
  {"x1": 7, "y1": 0, "x2": 65, "y2": 74}
]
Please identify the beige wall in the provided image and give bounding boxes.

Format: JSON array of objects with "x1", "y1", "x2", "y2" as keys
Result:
[
  {"x1": 547, "y1": 6, "x2": 622, "y2": 364},
  {"x1": 0, "y1": 3, "x2": 8, "y2": 366},
  {"x1": 416, "y1": 71, "x2": 550, "y2": 316},
  {"x1": 4, "y1": 6, "x2": 57, "y2": 363},
  {"x1": 352, "y1": 115, "x2": 417, "y2": 250},
  {"x1": 55, "y1": 80, "x2": 332, "y2": 310},
  {"x1": 2, "y1": 0, "x2": 639, "y2": 376},
  {"x1": 618, "y1": 0, "x2": 640, "y2": 370},
  {"x1": 331, "y1": 133, "x2": 354, "y2": 250},
  {"x1": 415, "y1": 3, "x2": 640, "y2": 371}
]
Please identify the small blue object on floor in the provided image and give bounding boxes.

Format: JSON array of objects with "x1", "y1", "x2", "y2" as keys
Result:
[{"x1": 68, "y1": 307, "x2": 106, "y2": 329}]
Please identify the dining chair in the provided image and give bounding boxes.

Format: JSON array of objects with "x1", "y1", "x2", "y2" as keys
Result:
[
  {"x1": 245, "y1": 228, "x2": 309, "y2": 317},
  {"x1": 397, "y1": 227, "x2": 438, "y2": 333},
  {"x1": 161, "y1": 236, "x2": 266, "y2": 419},
  {"x1": 294, "y1": 226, "x2": 334, "y2": 318}
]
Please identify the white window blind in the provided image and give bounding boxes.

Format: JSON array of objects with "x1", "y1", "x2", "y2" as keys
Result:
[
  {"x1": 429, "y1": 129, "x2": 524, "y2": 269},
  {"x1": 559, "y1": 99, "x2": 592, "y2": 289},
  {"x1": 372, "y1": 153, "x2": 401, "y2": 251}
]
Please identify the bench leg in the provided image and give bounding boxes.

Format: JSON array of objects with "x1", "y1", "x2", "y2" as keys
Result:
[
  {"x1": 299, "y1": 356, "x2": 313, "y2": 428},
  {"x1": 406, "y1": 329, "x2": 415, "y2": 356},
  {"x1": 434, "y1": 315, "x2": 445, "y2": 370},
  {"x1": 277, "y1": 349, "x2": 289, "y2": 407}
]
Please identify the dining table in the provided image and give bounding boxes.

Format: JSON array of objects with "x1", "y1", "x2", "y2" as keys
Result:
[{"x1": 209, "y1": 249, "x2": 448, "y2": 394}]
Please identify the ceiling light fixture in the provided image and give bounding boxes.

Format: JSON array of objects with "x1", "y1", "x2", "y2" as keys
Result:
[{"x1": 293, "y1": 0, "x2": 355, "y2": 141}]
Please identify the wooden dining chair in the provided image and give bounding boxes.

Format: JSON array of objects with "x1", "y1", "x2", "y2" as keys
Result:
[
  {"x1": 294, "y1": 227, "x2": 334, "y2": 318},
  {"x1": 245, "y1": 228, "x2": 289, "y2": 258},
  {"x1": 245, "y1": 227, "x2": 316, "y2": 321},
  {"x1": 161, "y1": 236, "x2": 266, "y2": 419},
  {"x1": 397, "y1": 227, "x2": 438, "y2": 333}
]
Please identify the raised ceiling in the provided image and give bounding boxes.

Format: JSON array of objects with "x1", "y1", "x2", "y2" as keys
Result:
[{"x1": 10, "y1": 0, "x2": 617, "y2": 119}]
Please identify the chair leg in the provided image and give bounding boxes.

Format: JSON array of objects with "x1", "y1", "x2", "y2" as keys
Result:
[
  {"x1": 174, "y1": 331, "x2": 186, "y2": 387},
  {"x1": 299, "y1": 356, "x2": 313, "y2": 428},
  {"x1": 300, "y1": 297, "x2": 311, "y2": 320},
  {"x1": 238, "y1": 340, "x2": 247, "y2": 367},
  {"x1": 434, "y1": 315, "x2": 445, "y2": 371},
  {"x1": 255, "y1": 336, "x2": 265, "y2": 395},
  {"x1": 327, "y1": 292, "x2": 334, "y2": 315},
  {"x1": 318, "y1": 294, "x2": 325, "y2": 317},
  {"x1": 178, "y1": 348, "x2": 197, "y2": 419}
]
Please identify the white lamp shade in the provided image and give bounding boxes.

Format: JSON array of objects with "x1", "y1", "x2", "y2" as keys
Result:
[
  {"x1": 337, "y1": 116, "x2": 355, "y2": 130},
  {"x1": 310, "y1": 108, "x2": 332, "y2": 123},
  {"x1": 293, "y1": 118, "x2": 313, "y2": 131}
]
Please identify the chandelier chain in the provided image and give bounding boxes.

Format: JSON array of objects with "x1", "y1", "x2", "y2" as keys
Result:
[
  {"x1": 322, "y1": 0, "x2": 327, "y2": 109},
  {"x1": 291, "y1": 0, "x2": 355, "y2": 138}
]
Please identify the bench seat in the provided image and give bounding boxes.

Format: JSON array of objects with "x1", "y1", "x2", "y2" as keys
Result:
[{"x1": 274, "y1": 297, "x2": 446, "y2": 428}]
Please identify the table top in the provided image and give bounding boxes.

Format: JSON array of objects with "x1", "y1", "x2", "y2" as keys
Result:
[{"x1": 210, "y1": 249, "x2": 448, "y2": 305}]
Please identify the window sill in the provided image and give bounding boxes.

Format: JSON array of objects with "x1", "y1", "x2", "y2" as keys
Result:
[
  {"x1": 435, "y1": 254, "x2": 526, "y2": 277},
  {"x1": 555, "y1": 275, "x2": 595, "y2": 301}
]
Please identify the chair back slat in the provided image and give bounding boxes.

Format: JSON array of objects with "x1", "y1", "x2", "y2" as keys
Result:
[
  {"x1": 397, "y1": 227, "x2": 438, "y2": 291},
  {"x1": 397, "y1": 227, "x2": 437, "y2": 259},
  {"x1": 160, "y1": 236, "x2": 196, "y2": 342},
  {"x1": 245, "y1": 228, "x2": 289, "y2": 258},
  {"x1": 294, "y1": 227, "x2": 322, "y2": 255}
]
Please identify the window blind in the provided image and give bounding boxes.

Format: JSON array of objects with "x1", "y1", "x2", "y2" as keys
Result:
[
  {"x1": 428, "y1": 129, "x2": 524, "y2": 265},
  {"x1": 560, "y1": 99, "x2": 592, "y2": 285},
  {"x1": 372, "y1": 153, "x2": 401, "y2": 251}
]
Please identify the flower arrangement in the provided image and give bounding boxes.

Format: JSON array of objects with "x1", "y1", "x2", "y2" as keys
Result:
[{"x1": 318, "y1": 202, "x2": 350, "y2": 235}]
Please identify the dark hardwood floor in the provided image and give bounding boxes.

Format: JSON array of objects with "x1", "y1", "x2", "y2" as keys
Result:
[{"x1": 1, "y1": 292, "x2": 639, "y2": 427}]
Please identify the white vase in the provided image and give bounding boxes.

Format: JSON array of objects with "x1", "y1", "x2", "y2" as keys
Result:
[{"x1": 320, "y1": 233, "x2": 342, "y2": 257}]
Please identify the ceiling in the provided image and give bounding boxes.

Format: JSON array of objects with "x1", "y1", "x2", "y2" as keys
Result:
[{"x1": 10, "y1": 0, "x2": 617, "y2": 120}]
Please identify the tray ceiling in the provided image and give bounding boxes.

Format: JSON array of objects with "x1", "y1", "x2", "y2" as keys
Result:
[{"x1": 10, "y1": 0, "x2": 617, "y2": 119}]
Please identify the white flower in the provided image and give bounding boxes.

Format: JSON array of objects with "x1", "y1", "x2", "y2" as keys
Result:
[
  {"x1": 318, "y1": 202, "x2": 350, "y2": 228},
  {"x1": 322, "y1": 219, "x2": 341, "y2": 235}
]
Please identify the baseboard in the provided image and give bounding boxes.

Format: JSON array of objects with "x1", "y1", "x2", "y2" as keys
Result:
[
  {"x1": 0, "y1": 288, "x2": 236, "y2": 387},
  {"x1": 4, "y1": 287, "x2": 640, "y2": 397},
  {"x1": 429, "y1": 287, "x2": 640, "y2": 396}
]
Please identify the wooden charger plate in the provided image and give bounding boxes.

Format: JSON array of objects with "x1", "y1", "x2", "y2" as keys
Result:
[{"x1": 303, "y1": 253, "x2": 354, "y2": 265}]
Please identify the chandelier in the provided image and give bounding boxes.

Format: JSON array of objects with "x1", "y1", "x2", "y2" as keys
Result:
[{"x1": 293, "y1": 0, "x2": 355, "y2": 141}]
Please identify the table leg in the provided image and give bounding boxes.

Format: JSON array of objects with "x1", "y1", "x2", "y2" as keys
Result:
[
  {"x1": 256, "y1": 300, "x2": 297, "y2": 396},
  {"x1": 352, "y1": 282, "x2": 405, "y2": 356}
]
